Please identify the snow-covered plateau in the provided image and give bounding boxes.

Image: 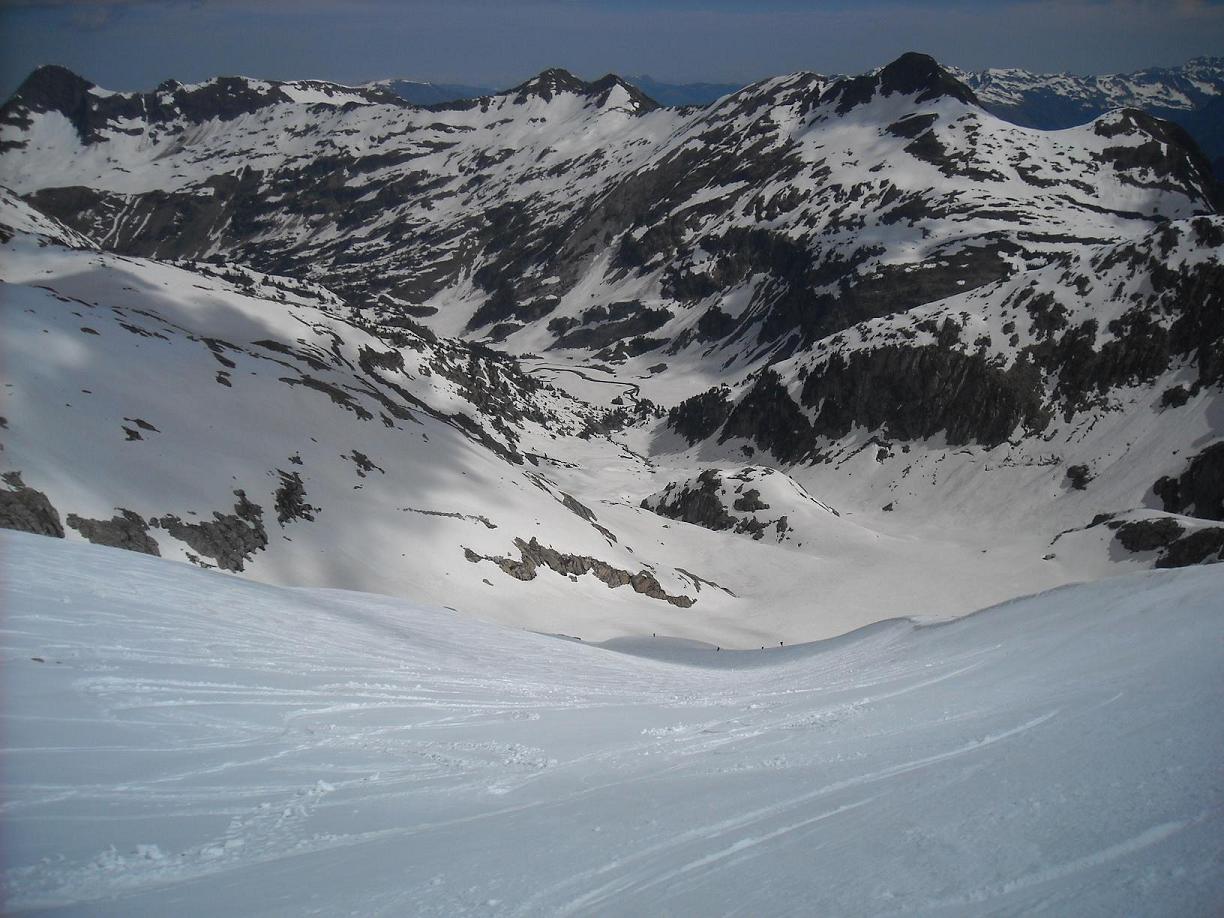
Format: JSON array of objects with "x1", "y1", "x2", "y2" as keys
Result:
[{"x1": 2, "y1": 531, "x2": 1222, "y2": 915}]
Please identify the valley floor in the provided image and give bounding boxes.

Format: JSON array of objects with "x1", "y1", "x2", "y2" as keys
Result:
[{"x1": 3, "y1": 532, "x2": 1222, "y2": 916}]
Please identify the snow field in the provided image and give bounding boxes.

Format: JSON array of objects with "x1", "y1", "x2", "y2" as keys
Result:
[{"x1": 3, "y1": 531, "x2": 1222, "y2": 915}]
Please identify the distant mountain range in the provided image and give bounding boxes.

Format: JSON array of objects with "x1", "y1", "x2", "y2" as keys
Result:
[
  {"x1": 369, "y1": 58, "x2": 1224, "y2": 174},
  {"x1": 366, "y1": 74, "x2": 744, "y2": 108}
]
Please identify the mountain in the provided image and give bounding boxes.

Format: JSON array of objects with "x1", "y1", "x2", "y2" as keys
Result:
[
  {"x1": 369, "y1": 77, "x2": 496, "y2": 105},
  {"x1": 0, "y1": 51, "x2": 1221, "y2": 645},
  {"x1": 5, "y1": 529, "x2": 1224, "y2": 914},
  {"x1": 664, "y1": 214, "x2": 1224, "y2": 567},
  {"x1": 1, "y1": 53, "x2": 1214, "y2": 364},
  {"x1": 954, "y1": 56, "x2": 1224, "y2": 129},
  {"x1": 953, "y1": 57, "x2": 1224, "y2": 176}
]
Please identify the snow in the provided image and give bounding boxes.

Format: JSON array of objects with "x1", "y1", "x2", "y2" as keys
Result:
[{"x1": 2, "y1": 530, "x2": 1222, "y2": 915}]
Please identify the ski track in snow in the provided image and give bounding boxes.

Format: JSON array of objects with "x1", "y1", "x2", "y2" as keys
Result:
[{"x1": 3, "y1": 531, "x2": 1223, "y2": 916}]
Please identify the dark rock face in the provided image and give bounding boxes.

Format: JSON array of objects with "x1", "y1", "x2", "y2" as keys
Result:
[
  {"x1": 1116, "y1": 517, "x2": 1184, "y2": 552},
  {"x1": 1157, "y1": 527, "x2": 1224, "y2": 567},
  {"x1": 733, "y1": 488, "x2": 769, "y2": 512},
  {"x1": 1153, "y1": 442, "x2": 1224, "y2": 521},
  {"x1": 878, "y1": 53, "x2": 980, "y2": 107},
  {"x1": 560, "y1": 492, "x2": 597, "y2": 522},
  {"x1": 152, "y1": 490, "x2": 268, "y2": 572},
  {"x1": 67, "y1": 509, "x2": 160, "y2": 555},
  {"x1": 721, "y1": 370, "x2": 813, "y2": 463},
  {"x1": 0, "y1": 65, "x2": 93, "y2": 150},
  {"x1": 642, "y1": 467, "x2": 807, "y2": 543},
  {"x1": 550, "y1": 302, "x2": 671, "y2": 351},
  {"x1": 1166, "y1": 259, "x2": 1224, "y2": 391},
  {"x1": 1066, "y1": 465, "x2": 1092, "y2": 491},
  {"x1": 0, "y1": 471, "x2": 64, "y2": 538},
  {"x1": 669, "y1": 388, "x2": 732, "y2": 445},
  {"x1": 464, "y1": 538, "x2": 694, "y2": 607},
  {"x1": 799, "y1": 345, "x2": 1048, "y2": 448},
  {"x1": 1110, "y1": 515, "x2": 1224, "y2": 568},
  {"x1": 821, "y1": 52, "x2": 979, "y2": 114},
  {"x1": 274, "y1": 470, "x2": 319, "y2": 526},
  {"x1": 646, "y1": 470, "x2": 736, "y2": 531}
]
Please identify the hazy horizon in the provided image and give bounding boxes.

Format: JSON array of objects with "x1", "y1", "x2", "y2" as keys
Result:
[{"x1": 2, "y1": 0, "x2": 1223, "y2": 99}]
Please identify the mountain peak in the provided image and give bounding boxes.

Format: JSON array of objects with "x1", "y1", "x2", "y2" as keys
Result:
[
  {"x1": 5, "y1": 64, "x2": 94, "y2": 114},
  {"x1": 511, "y1": 68, "x2": 589, "y2": 101},
  {"x1": 508, "y1": 68, "x2": 658, "y2": 111},
  {"x1": 878, "y1": 52, "x2": 979, "y2": 106},
  {"x1": 820, "y1": 51, "x2": 978, "y2": 115}
]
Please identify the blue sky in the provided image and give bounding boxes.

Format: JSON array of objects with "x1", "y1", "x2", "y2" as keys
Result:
[{"x1": 2, "y1": 0, "x2": 1222, "y2": 97}]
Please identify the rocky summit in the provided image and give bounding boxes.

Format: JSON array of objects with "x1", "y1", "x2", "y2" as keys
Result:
[{"x1": 0, "y1": 51, "x2": 1221, "y2": 645}]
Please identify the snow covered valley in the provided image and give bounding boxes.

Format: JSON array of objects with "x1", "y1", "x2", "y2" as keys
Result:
[
  {"x1": 3, "y1": 531, "x2": 1222, "y2": 915},
  {"x1": 2, "y1": 49, "x2": 1223, "y2": 914}
]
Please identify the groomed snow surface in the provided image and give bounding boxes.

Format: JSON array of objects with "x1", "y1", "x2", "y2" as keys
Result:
[{"x1": 2, "y1": 531, "x2": 1222, "y2": 916}]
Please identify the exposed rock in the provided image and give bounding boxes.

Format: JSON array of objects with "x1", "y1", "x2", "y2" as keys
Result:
[
  {"x1": 405, "y1": 507, "x2": 497, "y2": 529},
  {"x1": 152, "y1": 490, "x2": 268, "y2": 572},
  {"x1": 465, "y1": 538, "x2": 695, "y2": 607},
  {"x1": 0, "y1": 471, "x2": 64, "y2": 538},
  {"x1": 1116, "y1": 517, "x2": 1183, "y2": 552},
  {"x1": 1066, "y1": 464, "x2": 1092, "y2": 491},
  {"x1": 722, "y1": 370, "x2": 813, "y2": 463},
  {"x1": 1107, "y1": 514, "x2": 1224, "y2": 568},
  {"x1": 67, "y1": 509, "x2": 160, "y2": 555},
  {"x1": 273, "y1": 470, "x2": 319, "y2": 526},
  {"x1": 645, "y1": 470, "x2": 736, "y2": 531},
  {"x1": 1156, "y1": 527, "x2": 1224, "y2": 568},
  {"x1": 668, "y1": 387, "x2": 732, "y2": 445},
  {"x1": 733, "y1": 488, "x2": 770, "y2": 512},
  {"x1": 349, "y1": 450, "x2": 384, "y2": 478},
  {"x1": 560, "y1": 492, "x2": 597, "y2": 522},
  {"x1": 1152, "y1": 442, "x2": 1224, "y2": 521},
  {"x1": 800, "y1": 345, "x2": 1048, "y2": 448}
]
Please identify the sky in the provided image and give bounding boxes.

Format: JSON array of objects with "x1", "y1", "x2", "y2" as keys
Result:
[{"x1": 1, "y1": 0, "x2": 1222, "y2": 97}]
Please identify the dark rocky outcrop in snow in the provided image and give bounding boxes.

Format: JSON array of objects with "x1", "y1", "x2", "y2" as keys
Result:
[
  {"x1": 1153, "y1": 442, "x2": 1224, "y2": 522},
  {"x1": 669, "y1": 388, "x2": 733, "y2": 446},
  {"x1": 273, "y1": 470, "x2": 319, "y2": 526},
  {"x1": 644, "y1": 470, "x2": 736, "y2": 531},
  {"x1": 0, "y1": 471, "x2": 63, "y2": 538},
  {"x1": 464, "y1": 538, "x2": 694, "y2": 607},
  {"x1": 641, "y1": 467, "x2": 821, "y2": 543},
  {"x1": 1095, "y1": 513, "x2": 1224, "y2": 569},
  {"x1": 67, "y1": 509, "x2": 160, "y2": 555},
  {"x1": 151, "y1": 490, "x2": 268, "y2": 572}
]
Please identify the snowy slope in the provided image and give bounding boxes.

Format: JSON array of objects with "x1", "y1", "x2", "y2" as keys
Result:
[
  {"x1": 3, "y1": 531, "x2": 1222, "y2": 915},
  {"x1": 658, "y1": 215, "x2": 1224, "y2": 570},
  {"x1": 5, "y1": 198, "x2": 1157, "y2": 647}
]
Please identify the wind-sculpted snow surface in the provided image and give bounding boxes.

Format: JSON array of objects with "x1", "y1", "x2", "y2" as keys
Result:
[{"x1": 2, "y1": 532, "x2": 1222, "y2": 915}]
